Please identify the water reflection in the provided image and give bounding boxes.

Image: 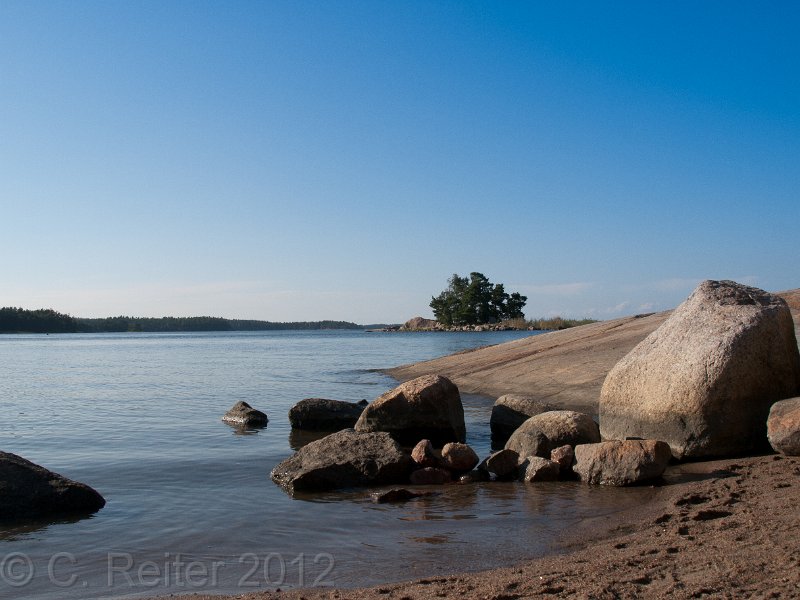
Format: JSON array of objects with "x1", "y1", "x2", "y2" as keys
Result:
[{"x1": 288, "y1": 428, "x2": 336, "y2": 450}]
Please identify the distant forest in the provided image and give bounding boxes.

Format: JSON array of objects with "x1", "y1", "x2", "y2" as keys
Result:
[{"x1": 0, "y1": 307, "x2": 373, "y2": 334}]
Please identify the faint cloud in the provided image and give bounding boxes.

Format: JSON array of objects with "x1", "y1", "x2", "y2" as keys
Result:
[
  {"x1": 516, "y1": 282, "x2": 594, "y2": 296},
  {"x1": 638, "y1": 302, "x2": 655, "y2": 311},
  {"x1": 605, "y1": 301, "x2": 630, "y2": 315}
]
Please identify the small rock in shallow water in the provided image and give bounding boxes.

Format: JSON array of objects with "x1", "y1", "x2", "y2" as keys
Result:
[{"x1": 222, "y1": 401, "x2": 268, "y2": 427}]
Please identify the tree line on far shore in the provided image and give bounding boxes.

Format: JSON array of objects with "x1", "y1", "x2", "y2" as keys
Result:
[{"x1": 0, "y1": 307, "x2": 367, "y2": 334}]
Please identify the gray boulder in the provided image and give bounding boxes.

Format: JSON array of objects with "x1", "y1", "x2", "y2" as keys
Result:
[
  {"x1": 573, "y1": 440, "x2": 672, "y2": 486},
  {"x1": 355, "y1": 375, "x2": 465, "y2": 446},
  {"x1": 222, "y1": 401, "x2": 268, "y2": 427},
  {"x1": 270, "y1": 429, "x2": 412, "y2": 492},
  {"x1": 504, "y1": 422, "x2": 550, "y2": 459},
  {"x1": 600, "y1": 280, "x2": 800, "y2": 459},
  {"x1": 288, "y1": 398, "x2": 367, "y2": 431},
  {"x1": 767, "y1": 397, "x2": 800, "y2": 455},
  {"x1": 519, "y1": 410, "x2": 600, "y2": 448},
  {"x1": 519, "y1": 456, "x2": 561, "y2": 482},
  {"x1": 0, "y1": 452, "x2": 106, "y2": 520},
  {"x1": 490, "y1": 395, "x2": 558, "y2": 443}
]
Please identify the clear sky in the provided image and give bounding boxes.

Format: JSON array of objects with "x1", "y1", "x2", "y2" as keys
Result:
[{"x1": 1, "y1": 1, "x2": 798, "y2": 323}]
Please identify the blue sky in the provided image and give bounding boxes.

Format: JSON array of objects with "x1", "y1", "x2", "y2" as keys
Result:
[{"x1": 1, "y1": 1, "x2": 798, "y2": 323}]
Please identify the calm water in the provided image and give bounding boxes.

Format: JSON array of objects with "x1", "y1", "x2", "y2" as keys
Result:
[{"x1": 0, "y1": 330, "x2": 657, "y2": 599}]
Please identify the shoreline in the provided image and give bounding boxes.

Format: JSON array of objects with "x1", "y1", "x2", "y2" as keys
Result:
[{"x1": 148, "y1": 454, "x2": 800, "y2": 599}]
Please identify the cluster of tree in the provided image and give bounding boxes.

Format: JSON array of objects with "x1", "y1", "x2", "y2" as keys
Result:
[
  {"x1": 0, "y1": 307, "x2": 82, "y2": 333},
  {"x1": 0, "y1": 308, "x2": 369, "y2": 334},
  {"x1": 429, "y1": 272, "x2": 527, "y2": 327}
]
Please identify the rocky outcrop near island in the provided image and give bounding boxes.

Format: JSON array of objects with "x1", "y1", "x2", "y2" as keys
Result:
[
  {"x1": 600, "y1": 280, "x2": 800, "y2": 459},
  {"x1": 401, "y1": 316, "x2": 440, "y2": 331},
  {"x1": 355, "y1": 374, "x2": 466, "y2": 446},
  {"x1": 0, "y1": 452, "x2": 106, "y2": 520},
  {"x1": 288, "y1": 398, "x2": 367, "y2": 431},
  {"x1": 573, "y1": 440, "x2": 672, "y2": 486},
  {"x1": 222, "y1": 401, "x2": 268, "y2": 427},
  {"x1": 767, "y1": 397, "x2": 800, "y2": 455},
  {"x1": 270, "y1": 429, "x2": 412, "y2": 493}
]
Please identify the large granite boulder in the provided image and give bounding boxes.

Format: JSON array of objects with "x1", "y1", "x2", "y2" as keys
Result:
[
  {"x1": 0, "y1": 452, "x2": 106, "y2": 520},
  {"x1": 270, "y1": 429, "x2": 412, "y2": 493},
  {"x1": 504, "y1": 422, "x2": 550, "y2": 459},
  {"x1": 288, "y1": 398, "x2": 367, "y2": 431},
  {"x1": 767, "y1": 397, "x2": 800, "y2": 455},
  {"x1": 573, "y1": 440, "x2": 672, "y2": 486},
  {"x1": 600, "y1": 280, "x2": 800, "y2": 459},
  {"x1": 355, "y1": 375, "x2": 466, "y2": 446},
  {"x1": 490, "y1": 395, "x2": 559, "y2": 443},
  {"x1": 222, "y1": 401, "x2": 268, "y2": 427}
]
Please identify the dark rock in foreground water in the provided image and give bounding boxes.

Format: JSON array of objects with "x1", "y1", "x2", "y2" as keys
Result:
[
  {"x1": 0, "y1": 452, "x2": 106, "y2": 520},
  {"x1": 355, "y1": 374, "x2": 466, "y2": 446},
  {"x1": 270, "y1": 429, "x2": 412, "y2": 492},
  {"x1": 222, "y1": 401, "x2": 269, "y2": 427},
  {"x1": 288, "y1": 398, "x2": 367, "y2": 431}
]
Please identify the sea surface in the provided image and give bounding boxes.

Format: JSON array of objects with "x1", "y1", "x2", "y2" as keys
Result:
[{"x1": 0, "y1": 330, "x2": 657, "y2": 599}]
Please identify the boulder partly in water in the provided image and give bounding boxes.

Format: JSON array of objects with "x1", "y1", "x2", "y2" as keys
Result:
[
  {"x1": 288, "y1": 398, "x2": 367, "y2": 431},
  {"x1": 270, "y1": 429, "x2": 411, "y2": 493},
  {"x1": 222, "y1": 401, "x2": 268, "y2": 427},
  {"x1": 355, "y1": 375, "x2": 466, "y2": 446},
  {"x1": 0, "y1": 452, "x2": 106, "y2": 520}
]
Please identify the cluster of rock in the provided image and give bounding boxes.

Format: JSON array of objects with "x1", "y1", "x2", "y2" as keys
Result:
[
  {"x1": 397, "y1": 316, "x2": 530, "y2": 333},
  {"x1": 270, "y1": 373, "x2": 675, "y2": 492},
  {"x1": 272, "y1": 279, "x2": 800, "y2": 496}
]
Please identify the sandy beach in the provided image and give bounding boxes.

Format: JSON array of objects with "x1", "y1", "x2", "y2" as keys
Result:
[{"x1": 149, "y1": 290, "x2": 800, "y2": 600}]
